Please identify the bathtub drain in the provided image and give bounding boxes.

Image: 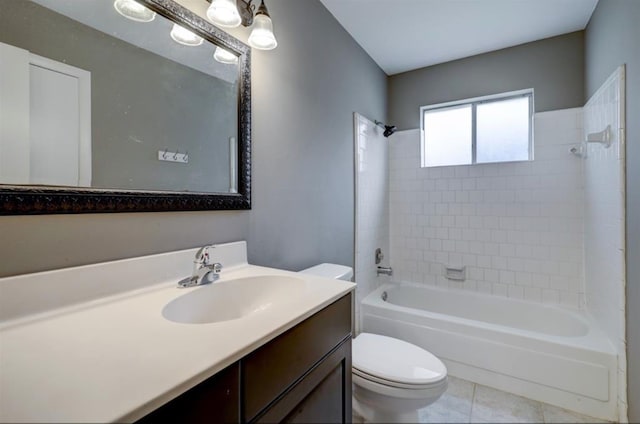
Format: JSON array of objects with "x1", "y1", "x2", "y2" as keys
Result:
[{"x1": 381, "y1": 291, "x2": 388, "y2": 301}]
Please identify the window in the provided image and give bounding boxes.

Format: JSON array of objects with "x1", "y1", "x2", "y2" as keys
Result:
[{"x1": 420, "y1": 90, "x2": 533, "y2": 167}]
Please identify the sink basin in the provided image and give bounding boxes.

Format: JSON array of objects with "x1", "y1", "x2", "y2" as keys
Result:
[{"x1": 162, "y1": 275, "x2": 307, "y2": 324}]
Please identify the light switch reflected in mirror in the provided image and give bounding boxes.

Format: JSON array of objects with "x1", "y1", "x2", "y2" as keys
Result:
[{"x1": 0, "y1": 0, "x2": 243, "y2": 195}]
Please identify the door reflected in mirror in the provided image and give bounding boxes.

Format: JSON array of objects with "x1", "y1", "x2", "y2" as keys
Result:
[{"x1": 0, "y1": 0, "x2": 241, "y2": 194}]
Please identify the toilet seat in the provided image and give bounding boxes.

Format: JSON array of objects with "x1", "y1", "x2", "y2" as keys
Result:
[
  {"x1": 352, "y1": 333, "x2": 447, "y2": 388},
  {"x1": 353, "y1": 367, "x2": 445, "y2": 390},
  {"x1": 353, "y1": 371, "x2": 448, "y2": 400}
]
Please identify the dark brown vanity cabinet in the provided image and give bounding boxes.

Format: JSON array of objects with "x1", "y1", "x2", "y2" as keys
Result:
[
  {"x1": 138, "y1": 293, "x2": 352, "y2": 424},
  {"x1": 137, "y1": 361, "x2": 241, "y2": 423}
]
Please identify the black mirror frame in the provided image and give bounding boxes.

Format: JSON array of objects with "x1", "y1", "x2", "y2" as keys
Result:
[{"x1": 0, "y1": 0, "x2": 251, "y2": 215}]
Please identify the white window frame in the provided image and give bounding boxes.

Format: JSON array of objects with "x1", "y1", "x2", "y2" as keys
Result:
[{"x1": 420, "y1": 88, "x2": 534, "y2": 167}]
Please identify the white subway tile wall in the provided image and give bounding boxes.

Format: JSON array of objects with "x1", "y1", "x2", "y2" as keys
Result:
[
  {"x1": 583, "y1": 66, "x2": 627, "y2": 419},
  {"x1": 355, "y1": 114, "x2": 391, "y2": 333},
  {"x1": 389, "y1": 108, "x2": 585, "y2": 308}
]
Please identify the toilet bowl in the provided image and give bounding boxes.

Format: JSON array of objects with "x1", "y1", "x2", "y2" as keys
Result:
[
  {"x1": 352, "y1": 332, "x2": 448, "y2": 422},
  {"x1": 299, "y1": 264, "x2": 448, "y2": 423}
]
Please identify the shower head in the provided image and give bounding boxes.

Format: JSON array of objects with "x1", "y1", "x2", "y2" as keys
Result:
[
  {"x1": 383, "y1": 125, "x2": 397, "y2": 138},
  {"x1": 374, "y1": 120, "x2": 397, "y2": 138}
]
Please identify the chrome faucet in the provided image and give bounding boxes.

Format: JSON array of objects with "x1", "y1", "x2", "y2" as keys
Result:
[
  {"x1": 177, "y1": 245, "x2": 223, "y2": 288},
  {"x1": 377, "y1": 266, "x2": 393, "y2": 277}
]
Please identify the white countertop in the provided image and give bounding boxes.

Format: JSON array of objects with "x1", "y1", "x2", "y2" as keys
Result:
[{"x1": 0, "y1": 250, "x2": 355, "y2": 423}]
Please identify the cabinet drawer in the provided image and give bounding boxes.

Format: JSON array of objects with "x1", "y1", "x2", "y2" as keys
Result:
[{"x1": 242, "y1": 293, "x2": 352, "y2": 422}]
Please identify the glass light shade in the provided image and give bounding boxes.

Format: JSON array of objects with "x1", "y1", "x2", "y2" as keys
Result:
[
  {"x1": 248, "y1": 13, "x2": 277, "y2": 50},
  {"x1": 213, "y1": 47, "x2": 239, "y2": 65},
  {"x1": 170, "y1": 24, "x2": 204, "y2": 46},
  {"x1": 206, "y1": 0, "x2": 241, "y2": 28},
  {"x1": 113, "y1": 0, "x2": 156, "y2": 22}
]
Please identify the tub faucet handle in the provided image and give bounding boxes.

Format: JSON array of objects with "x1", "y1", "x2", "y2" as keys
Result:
[{"x1": 375, "y1": 248, "x2": 384, "y2": 265}]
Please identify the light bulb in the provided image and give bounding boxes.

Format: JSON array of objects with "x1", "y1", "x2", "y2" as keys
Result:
[
  {"x1": 248, "y1": 1, "x2": 277, "y2": 50},
  {"x1": 113, "y1": 0, "x2": 156, "y2": 22},
  {"x1": 248, "y1": 13, "x2": 277, "y2": 50},
  {"x1": 206, "y1": 0, "x2": 241, "y2": 28},
  {"x1": 214, "y1": 47, "x2": 239, "y2": 65},
  {"x1": 170, "y1": 24, "x2": 204, "y2": 46}
]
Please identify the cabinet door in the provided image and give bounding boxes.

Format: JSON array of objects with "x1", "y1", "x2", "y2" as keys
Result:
[
  {"x1": 252, "y1": 337, "x2": 352, "y2": 424},
  {"x1": 243, "y1": 294, "x2": 352, "y2": 422},
  {"x1": 283, "y1": 364, "x2": 345, "y2": 423},
  {"x1": 136, "y1": 362, "x2": 239, "y2": 424}
]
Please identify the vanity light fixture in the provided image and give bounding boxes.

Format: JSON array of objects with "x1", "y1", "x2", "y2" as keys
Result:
[
  {"x1": 247, "y1": 1, "x2": 277, "y2": 50},
  {"x1": 113, "y1": 0, "x2": 156, "y2": 22},
  {"x1": 214, "y1": 47, "x2": 239, "y2": 65},
  {"x1": 206, "y1": 0, "x2": 278, "y2": 50},
  {"x1": 170, "y1": 24, "x2": 204, "y2": 46}
]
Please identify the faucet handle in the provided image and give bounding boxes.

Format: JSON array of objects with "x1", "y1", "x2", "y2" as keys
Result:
[
  {"x1": 201, "y1": 263, "x2": 223, "y2": 285},
  {"x1": 194, "y1": 245, "x2": 214, "y2": 265}
]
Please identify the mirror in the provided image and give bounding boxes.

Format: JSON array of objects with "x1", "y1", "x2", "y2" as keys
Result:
[{"x1": 0, "y1": 0, "x2": 251, "y2": 214}]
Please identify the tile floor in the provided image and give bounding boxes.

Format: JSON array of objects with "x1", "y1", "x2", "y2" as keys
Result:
[{"x1": 417, "y1": 376, "x2": 609, "y2": 423}]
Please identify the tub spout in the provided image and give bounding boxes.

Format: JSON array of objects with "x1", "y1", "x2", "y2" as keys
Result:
[{"x1": 377, "y1": 266, "x2": 393, "y2": 276}]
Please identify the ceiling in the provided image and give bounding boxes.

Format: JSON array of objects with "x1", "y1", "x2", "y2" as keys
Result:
[{"x1": 319, "y1": 0, "x2": 598, "y2": 75}]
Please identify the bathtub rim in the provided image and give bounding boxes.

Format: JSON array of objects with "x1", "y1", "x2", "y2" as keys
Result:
[{"x1": 362, "y1": 282, "x2": 616, "y2": 355}]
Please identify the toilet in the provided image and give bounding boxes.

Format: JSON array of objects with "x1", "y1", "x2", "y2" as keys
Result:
[{"x1": 300, "y1": 263, "x2": 448, "y2": 423}]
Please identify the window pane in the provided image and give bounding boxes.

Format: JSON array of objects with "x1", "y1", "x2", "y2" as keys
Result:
[
  {"x1": 476, "y1": 96, "x2": 530, "y2": 163},
  {"x1": 424, "y1": 105, "x2": 472, "y2": 167}
]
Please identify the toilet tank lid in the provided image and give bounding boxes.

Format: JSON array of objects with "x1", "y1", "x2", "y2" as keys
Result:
[{"x1": 299, "y1": 263, "x2": 353, "y2": 281}]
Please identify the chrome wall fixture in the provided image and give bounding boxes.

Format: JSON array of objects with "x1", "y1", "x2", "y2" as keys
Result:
[
  {"x1": 586, "y1": 125, "x2": 612, "y2": 148},
  {"x1": 206, "y1": 0, "x2": 278, "y2": 50},
  {"x1": 571, "y1": 124, "x2": 614, "y2": 159}
]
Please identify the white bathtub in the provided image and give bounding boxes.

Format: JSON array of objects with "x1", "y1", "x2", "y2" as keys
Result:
[{"x1": 361, "y1": 283, "x2": 619, "y2": 421}]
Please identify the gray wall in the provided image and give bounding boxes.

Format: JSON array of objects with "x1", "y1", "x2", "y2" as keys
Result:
[
  {"x1": 388, "y1": 31, "x2": 584, "y2": 130},
  {"x1": 0, "y1": 0, "x2": 235, "y2": 193},
  {"x1": 585, "y1": 1, "x2": 640, "y2": 420},
  {"x1": 246, "y1": 0, "x2": 387, "y2": 271},
  {"x1": 0, "y1": 0, "x2": 387, "y2": 276}
]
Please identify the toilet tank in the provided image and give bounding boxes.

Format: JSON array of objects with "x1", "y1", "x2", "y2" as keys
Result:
[{"x1": 299, "y1": 263, "x2": 353, "y2": 281}]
